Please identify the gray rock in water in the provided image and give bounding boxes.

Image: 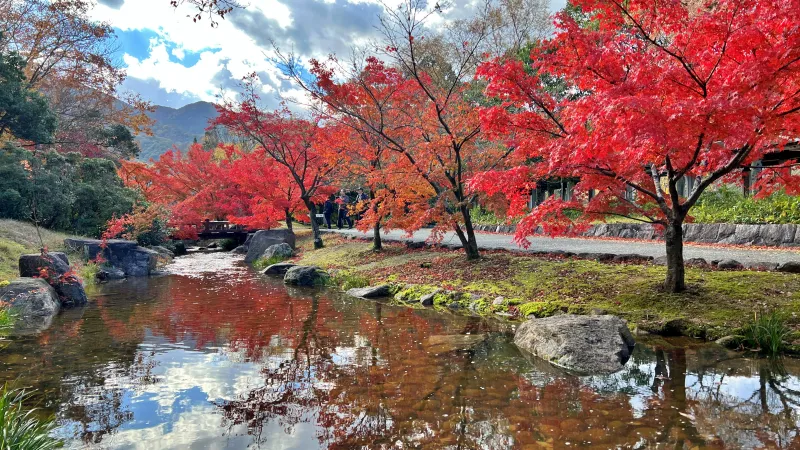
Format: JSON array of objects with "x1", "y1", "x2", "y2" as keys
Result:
[
  {"x1": 19, "y1": 253, "x2": 70, "y2": 278},
  {"x1": 346, "y1": 284, "x2": 391, "y2": 299},
  {"x1": 425, "y1": 334, "x2": 486, "y2": 354},
  {"x1": 262, "y1": 263, "x2": 297, "y2": 276},
  {"x1": 717, "y1": 259, "x2": 743, "y2": 270},
  {"x1": 232, "y1": 245, "x2": 248, "y2": 254},
  {"x1": 513, "y1": 314, "x2": 635, "y2": 374},
  {"x1": 283, "y1": 266, "x2": 330, "y2": 287},
  {"x1": 98, "y1": 267, "x2": 126, "y2": 280},
  {"x1": 0, "y1": 278, "x2": 60, "y2": 334},
  {"x1": 778, "y1": 261, "x2": 800, "y2": 274},
  {"x1": 715, "y1": 335, "x2": 737, "y2": 348},
  {"x1": 150, "y1": 246, "x2": 175, "y2": 258},
  {"x1": 262, "y1": 243, "x2": 293, "y2": 261},
  {"x1": 55, "y1": 280, "x2": 88, "y2": 307},
  {"x1": 245, "y1": 230, "x2": 296, "y2": 263}
]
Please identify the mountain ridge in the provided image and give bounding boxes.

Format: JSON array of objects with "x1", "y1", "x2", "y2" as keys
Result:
[{"x1": 136, "y1": 101, "x2": 219, "y2": 161}]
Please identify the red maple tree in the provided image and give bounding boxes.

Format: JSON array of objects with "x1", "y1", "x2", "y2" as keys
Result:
[
  {"x1": 214, "y1": 78, "x2": 340, "y2": 248},
  {"x1": 474, "y1": 0, "x2": 800, "y2": 291}
]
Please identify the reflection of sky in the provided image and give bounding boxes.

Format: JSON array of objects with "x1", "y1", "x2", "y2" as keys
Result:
[
  {"x1": 57, "y1": 332, "x2": 323, "y2": 449},
  {"x1": 56, "y1": 327, "x2": 379, "y2": 449}
]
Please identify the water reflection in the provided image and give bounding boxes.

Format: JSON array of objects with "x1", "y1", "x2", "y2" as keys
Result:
[{"x1": 0, "y1": 252, "x2": 797, "y2": 449}]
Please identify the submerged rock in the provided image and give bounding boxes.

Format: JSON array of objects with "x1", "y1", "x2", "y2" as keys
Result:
[
  {"x1": 0, "y1": 278, "x2": 60, "y2": 334},
  {"x1": 283, "y1": 266, "x2": 329, "y2": 287},
  {"x1": 245, "y1": 230, "x2": 296, "y2": 263},
  {"x1": 514, "y1": 314, "x2": 635, "y2": 374},
  {"x1": 262, "y1": 263, "x2": 297, "y2": 276},
  {"x1": 425, "y1": 334, "x2": 486, "y2": 354},
  {"x1": 346, "y1": 285, "x2": 392, "y2": 299}
]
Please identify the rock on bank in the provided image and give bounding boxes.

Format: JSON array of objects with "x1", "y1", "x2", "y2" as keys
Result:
[{"x1": 514, "y1": 314, "x2": 635, "y2": 374}]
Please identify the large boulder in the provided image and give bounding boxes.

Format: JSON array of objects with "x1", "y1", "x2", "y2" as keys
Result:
[
  {"x1": 514, "y1": 314, "x2": 635, "y2": 374},
  {"x1": 64, "y1": 238, "x2": 158, "y2": 277},
  {"x1": 262, "y1": 243, "x2": 294, "y2": 261},
  {"x1": 19, "y1": 252, "x2": 70, "y2": 278},
  {"x1": 346, "y1": 284, "x2": 392, "y2": 299},
  {"x1": 245, "y1": 230, "x2": 297, "y2": 263},
  {"x1": 283, "y1": 266, "x2": 330, "y2": 287},
  {"x1": 0, "y1": 278, "x2": 60, "y2": 334},
  {"x1": 18, "y1": 253, "x2": 88, "y2": 306}
]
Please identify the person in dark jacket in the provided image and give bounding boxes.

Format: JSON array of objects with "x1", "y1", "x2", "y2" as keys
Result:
[
  {"x1": 336, "y1": 190, "x2": 353, "y2": 229},
  {"x1": 323, "y1": 195, "x2": 335, "y2": 229}
]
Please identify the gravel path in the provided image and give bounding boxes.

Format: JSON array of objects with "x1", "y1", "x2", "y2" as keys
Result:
[{"x1": 325, "y1": 228, "x2": 800, "y2": 265}]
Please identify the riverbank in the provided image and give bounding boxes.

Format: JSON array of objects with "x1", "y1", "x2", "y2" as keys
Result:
[
  {"x1": 0, "y1": 220, "x2": 79, "y2": 281},
  {"x1": 289, "y1": 232, "x2": 800, "y2": 348}
]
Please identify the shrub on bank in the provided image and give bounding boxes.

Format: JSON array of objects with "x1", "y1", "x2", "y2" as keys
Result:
[
  {"x1": 0, "y1": 385, "x2": 60, "y2": 450},
  {"x1": 692, "y1": 186, "x2": 800, "y2": 224},
  {"x1": 740, "y1": 311, "x2": 792, "y2": 356}
]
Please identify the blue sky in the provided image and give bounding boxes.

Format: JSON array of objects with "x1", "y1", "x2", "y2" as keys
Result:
[{"x1": 92, "y1": 0, "x2": 567, "y2": 109}]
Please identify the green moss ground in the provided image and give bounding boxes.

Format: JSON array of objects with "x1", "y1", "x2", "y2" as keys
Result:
[{"x1": 296, "y1": 233, "x2": 800, "y2": 343}]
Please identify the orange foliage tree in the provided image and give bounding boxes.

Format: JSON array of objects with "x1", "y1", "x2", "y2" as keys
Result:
[{"x1": 280, "y1": 0, "x2": 511, "y2": 260}]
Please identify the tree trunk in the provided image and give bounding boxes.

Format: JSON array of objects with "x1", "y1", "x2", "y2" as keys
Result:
[
  {"x1": 373, "y1": 221, "x2": 382, "y2": 251},
  {"x1": 370, "y1": 189, "x2": 381, "y2": 251},
  {"x1": 454, "y1": 203, "x2": 480, "y2": 260},
  {"x1": 284, "y1": 208, "x2": 293, "y2": 231},
  {"x1": 664, "y1": 219, "x2": 685, "y2": 292},
  {"x1": 306, "y1": 201, "x2": 323, "y2": 249}
]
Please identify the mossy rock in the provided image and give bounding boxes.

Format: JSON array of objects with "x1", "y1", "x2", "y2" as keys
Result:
[
  {"x1": 518, "y1": 301, "x2": 560, "y2": 318},
  {"x1": 394, "y1": 285, "x2": 440, "y2": 302}
]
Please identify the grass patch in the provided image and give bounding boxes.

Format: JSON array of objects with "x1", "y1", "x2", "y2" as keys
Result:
[
  {"x1": 740, "y1": 311, "x2": 793, "y2": 356},
  {"x1": 252, "y1": 255, "x2": 288, "y2": 271},
  {"x1": 294, "y1": 238, "x2": 800, "y2": 342},
  {"x1": 77, "y1": 262, "x2": 100, "y2": 286},
  {"x1": 331, "y1": 271, "x2": 371, "y2": 290},
  {"x1": 0, "y1": 385, "x2": 60, "y2": 450}
]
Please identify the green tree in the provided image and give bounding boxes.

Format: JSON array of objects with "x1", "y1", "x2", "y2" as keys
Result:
[
  {"x1": 0, "y1": 144, "x2": 137, "y2": 236},
  {"x1": 0, "y1": 44, "x2": 56, "y2": 143}
]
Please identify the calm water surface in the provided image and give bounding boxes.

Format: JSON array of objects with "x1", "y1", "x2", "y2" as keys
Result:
[{"x1": 1, "y1": 252, "x2": 799, "y2": 449}]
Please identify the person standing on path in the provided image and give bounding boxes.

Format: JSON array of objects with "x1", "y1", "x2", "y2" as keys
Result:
[
  {"x1": 337, "y1": 190, "x2": 353, "y2": 229},
  {"x1": 355, "y1": 188, "x2": 369, "y2": 222},
  {"x1": 323, "y1": 195, "x2": 335, "y2": 229}
]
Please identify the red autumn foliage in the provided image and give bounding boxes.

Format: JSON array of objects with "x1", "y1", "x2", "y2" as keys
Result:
[
  {"x1": 214, "y1": 77, "x2": 340, "y2": 247},
  {"x1": 474, "y1": 0, "x2": 800, "y2": 291}
]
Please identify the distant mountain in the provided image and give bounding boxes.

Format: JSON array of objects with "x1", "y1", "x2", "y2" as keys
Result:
[{"x1": 136, "y1": 101, "x2": 219, "y2": 161}]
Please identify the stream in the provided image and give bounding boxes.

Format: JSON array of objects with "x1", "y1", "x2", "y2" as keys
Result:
[{"x1": 1, "y1": 252, "x2": 799, "y2": 449}]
